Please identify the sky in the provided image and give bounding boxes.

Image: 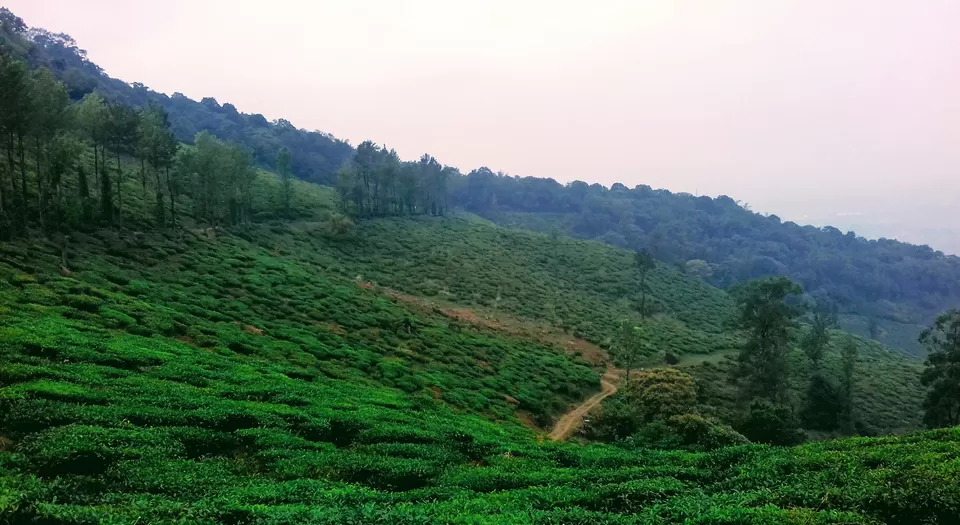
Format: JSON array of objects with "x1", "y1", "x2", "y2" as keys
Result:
[{"x1": 9, "y1": 0, "x2": 960, "y2": 254}]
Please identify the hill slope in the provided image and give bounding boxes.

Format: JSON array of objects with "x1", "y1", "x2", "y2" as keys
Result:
[
  {"x1": 7, "y1": 8, "x2": 959, "y2": 356},
  {"x1": 0, "y1": 211, "x2": 953, "y2": 524}
]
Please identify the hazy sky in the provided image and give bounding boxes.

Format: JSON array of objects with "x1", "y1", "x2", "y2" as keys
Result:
[{"x1": 10, "y1": 1, "x2": 960, "y2": 254}]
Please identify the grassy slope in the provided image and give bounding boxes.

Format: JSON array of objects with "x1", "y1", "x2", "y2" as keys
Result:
[
  {"x1": 1, "y1": 237, "x2": 958, "y2": 523},
  {"x1": 0, "y1": 167, "x2": 943, "y2": 523},
  {"x1": 492, "y1": 210, "x2": 933, "y2": 357},
  {"x1": 251, "y1": 180, "x2": 923, "y2": 435}
]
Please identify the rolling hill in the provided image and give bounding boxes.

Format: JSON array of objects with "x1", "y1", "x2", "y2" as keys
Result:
[
  {"x1": 6, "y1": 7, "x2": 960, "y2": 353},
  {"x1": 0, "y1": 8, "x2": 957, "y2": 523}
]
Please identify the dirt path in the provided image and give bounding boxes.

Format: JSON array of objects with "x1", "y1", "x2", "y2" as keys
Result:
[{"x1": 549, "y1": 369, "x2": 620, "y2": 441}]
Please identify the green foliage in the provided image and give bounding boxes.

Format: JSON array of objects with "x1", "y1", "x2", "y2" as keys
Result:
[
  {"x1": 626, "y1": 414, "x2": 749, "y2": 452},
  {"x1": 801, "y1": 374, "x2": 845, "y2": 431},
  {"x1": 802, "y1": 299, "x2": 838, "y2": 370},
  {"x1": 919, "y1": 309, "x2": 960, "y2": 428},
  {"x1": 733, "y1": 277, "x2": 804, "y2": 402},
  {"x1": 0, "y1": 10, "x2": 952, "y2": 523},
  {"x1": 623, "y1": 368, "x2": 698, "y2": 423},
  {"x1": 738, "y1": 400, "x2": 806, "y2": 446}
]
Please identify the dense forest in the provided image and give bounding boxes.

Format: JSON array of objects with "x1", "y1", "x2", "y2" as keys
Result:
[{"x1": 453, "y1": 173, "x2": 960, "y2": 325}]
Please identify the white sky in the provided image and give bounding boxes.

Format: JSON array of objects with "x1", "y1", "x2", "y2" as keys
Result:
[{"x1": 9, "y1": 0, "x2": 960, "y2": 254}]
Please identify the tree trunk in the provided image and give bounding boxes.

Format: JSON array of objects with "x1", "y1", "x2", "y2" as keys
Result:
[
  {"x1": 35, "y1": 136, "x2": 45, "y2": 233},
  {"x1": 92, "y1": 143, "x2": 100, "y2": 198},
  {"x1": 140, "y1": 158, "x2": 147, "y2": 218},
  {"x1": 17, "y1": 132, "x2": 27, "y2": 217},
  {"x1": 166, "y1": 165, "x2": 176, "y2": 228},
  {"x1": 116, "y1": 153, "x2": 123, "y2": 227},
  {"x1": 4, "y1": 133, "x2": 14, "y2": 215}
]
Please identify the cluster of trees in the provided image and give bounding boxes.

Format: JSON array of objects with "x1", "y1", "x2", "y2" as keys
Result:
[
  {"x1": 0, "y1": 46, "x2": 174, "y2": 237},
  {"x1": 730, "y1": 276, "x2": 960, "y2": 441},
  {"x1": 730, "y1": 277, "x2": 859, "y2": 443},
  {"x1": 335, "y1": 142, "x2": 454, "y2": 217},
  {"x1": 4, "y1": 8, "x2": 352, "y2": 186},
  {"x1": 0, "y1": 47, "x2": 279, "y2": 239},
  {"x1": 919, "y1": 309, "x2": 960, "y2": 428},
  {"x1": 585, "y1": 367, "x2": 749, "y2": 450}
]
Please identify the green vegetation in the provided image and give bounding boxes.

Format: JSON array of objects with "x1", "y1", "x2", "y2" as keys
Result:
[{"x1": 2, "y1": 7, "x2": 959, "y2": 523}]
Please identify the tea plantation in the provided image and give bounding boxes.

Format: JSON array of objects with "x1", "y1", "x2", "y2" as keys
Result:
[{"x1": 1, "y1": 203, "x2": 953, "y2": 523}]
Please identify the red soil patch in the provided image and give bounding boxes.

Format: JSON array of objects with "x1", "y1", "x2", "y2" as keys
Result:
[
  {"x1": 175, "y1": 336, "x2": 196, "y2": 345},
  {"x1": 316, "y1": 322, "x2": 346, "y2": 335},
  {"x1": 0, "y1": 434, "x2": 12, "y2": 451},
  {"x1": 514, "y1": 411, "x2": 543, "y2": 435},
  {"x1": 504, "y1": 394, "x2": 520, "y2": 405},
  {"x1": 381, "y1": 287, "x2": 610, "y2": 365},
  {"x1": 235, "y1": 321, "x2": 264, "y2": 335}
]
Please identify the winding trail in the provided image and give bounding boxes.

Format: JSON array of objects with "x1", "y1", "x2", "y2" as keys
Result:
[{"x1": 549, "y1": 369, "x2": 620, "y2": 441}]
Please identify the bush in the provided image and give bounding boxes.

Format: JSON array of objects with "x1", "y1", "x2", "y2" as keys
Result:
[
  {"x1": 625, "y1": 414, "x2": 749, "y2": 451},
  {"x1": 738, "y1": 401, "x2": 806, "y2": 446},
  {"x1": 622, "y1": 368, "x2": 697, "y2": 423}
]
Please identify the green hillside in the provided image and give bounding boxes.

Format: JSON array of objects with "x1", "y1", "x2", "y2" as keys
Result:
[
  {"x1": 8, "y1": 7, "x2": 960, "y2": 354},
  {"x1": 3, "y1": 8, "x2": 959, "y2": 523},
  {"x1": 0, "y1": 207, "x2": 955, "y2": 524},
  {"x1": 0, "y1": 227, "x2": 957, "y2": 523}
]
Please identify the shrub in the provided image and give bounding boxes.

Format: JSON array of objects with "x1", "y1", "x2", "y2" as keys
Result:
[
  {"x1": 622, "y1": 368, "x2": 698, "y2": 423},
  {"x1": 738, "y1": 401, "x2": 806, "y2": 446}
]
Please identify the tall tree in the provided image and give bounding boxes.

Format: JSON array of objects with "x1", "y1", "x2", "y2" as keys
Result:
[
  {"x1": 276, "y1": 147, "x2": 291, "y2": 216},
  {"x1": 0, "y1": 51, "x2": 31, "y2": 233},
  {"x1": 839, "y1": 336, "x2": 858, "y2": 434},
  {"x1": 138, "y1": 102, "x2": 178, "y2": 225},
  {"x1": 75, "y1": 93, "x2": 106, "y2": 204},
  {"x1": 27, "y1": 67, "x2": 69, "y2": 232},
  {"x1": 634, "y1": 249, "x2": 656, "y2": 319},
  {"x1": 613, "y1": 319, "x2": 644, "y2": 380},
  {"x1": 732, "y1": 277, "x2": 804, "y2": 402},
  {"x1": 918, "y1": 309, "x2": 960, "y2": 428},
  {"x1": 801, "y1": 298, "x2": 838, "y2": 371},
  {"x1": 104, "y1": 104, "x2": 138, "y2": 226}
]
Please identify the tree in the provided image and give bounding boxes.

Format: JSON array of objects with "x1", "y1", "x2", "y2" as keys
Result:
[
  {"x1": 0, "y1": 51, "x2": 31, "y2": 233},
  {"x1": 612, "y1": 319, "x2": 645, "y2": 380},
  {"x1": 27, "y1": 67, "x2": 69, "y2": 232},
  {"x1": 276, "y1": 147, "x2": 291, "y2": 216},
  {"x1": 867, "y1": 316, "x2": 881, "y2": 341},
  {"x1": 622, "y1": 368, "x2": 697, "y2": 423},
  {"x1": 138, "y1": 101, "x2": 178, "y2": 225},
  {"x1": 801, "y1": 374, "x2": 843, "y2": 431},
  {"x1": 634, "y1": 249, "x2": 656, "y2": 319},
  {"x1": 918, "y1": 309, "x2": 960, "y2": 428},
  {"x1": 801, "y1": 298, "x2": 838, "y2": 371},
  {"x1": 75, "y1": 93, "x2": 106, "y2": 206},
  {"x1": 738, "y1": 400, "x2": 805, "y2": 446},
  {"x1": 839, "y1": 336, "x2": 858, "y2": 434},
  {"x1": 731, "y1": 277, "x2": 804, "y2": 402},
  {"x1": 104, "y1": 104, "x2": 138, "y2": 225}
]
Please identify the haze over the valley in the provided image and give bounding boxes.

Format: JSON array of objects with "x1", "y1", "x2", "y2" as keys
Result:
[{"x1": 10, "y1": 0, "x2": 959, "y2": 254}]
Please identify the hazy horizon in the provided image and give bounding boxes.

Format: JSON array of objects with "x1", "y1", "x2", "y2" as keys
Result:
[{"x1": 8, "y1": 1, "x2": 959, "y2": 254}]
